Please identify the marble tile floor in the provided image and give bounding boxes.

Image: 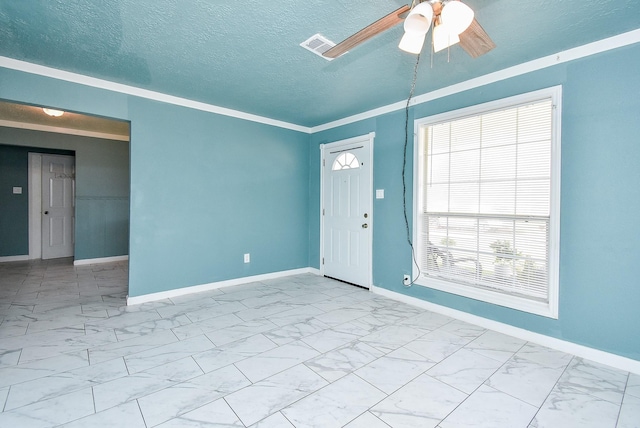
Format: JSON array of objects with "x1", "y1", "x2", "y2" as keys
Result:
[{"x1": 0, "y1": 258, "x2": 638, "y2": 428}]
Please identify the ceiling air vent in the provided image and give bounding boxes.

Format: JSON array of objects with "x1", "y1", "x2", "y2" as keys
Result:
[{"x1": 300, "y1": 34, "x2": 336, "y2": 60}]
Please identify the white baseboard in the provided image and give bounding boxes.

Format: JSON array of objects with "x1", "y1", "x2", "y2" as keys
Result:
[
  {"x1": 0, "y1": 255, "x2": 29, "y2": 263},
  {"x1": 74, "y1": 255, "x2": 129, "y2": 266},
  {"x1": 371, "y1": 285, "x2": 640, "y2": 375},
  {"x1": 127, "y1": 267, "x2": 318, "y2": 306}
]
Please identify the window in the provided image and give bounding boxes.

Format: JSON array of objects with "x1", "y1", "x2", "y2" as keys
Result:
[
  {"x1": 414, "y1": 87, "x2": 561, "y2": 318},
  {"x1": 332, "y1": 152, "x2": 360, "y2": 170}
]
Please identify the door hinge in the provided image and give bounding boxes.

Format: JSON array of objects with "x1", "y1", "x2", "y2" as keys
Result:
[
  {"x1": 322, "y1": 159, "x2": 325, "y2": 167},
  {"x1": 322, "y1": 258, "x2": 324, "y2": 265},
  {"x1": 322, "y1": 208, "x2": 325, "y2": 215}
]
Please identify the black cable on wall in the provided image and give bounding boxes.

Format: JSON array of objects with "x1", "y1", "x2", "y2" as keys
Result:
[{"x1": 402, "y1": 53, "x2": 423, "y2": 287}]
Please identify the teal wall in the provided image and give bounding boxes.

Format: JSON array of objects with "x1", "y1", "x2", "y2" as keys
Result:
[
  {"x1": 0, "y1": 67, "x2": 311, "y2": 298},
  {"x1": 0, "y1": 128, "x2": 129, "y2": 260},
  {"x1": 74, "y1": 135, "x2": 130, "y2": 261},
  {"x1": 309, "y1": 43, "x2": 640, "y2": 361},
  {"x1": 2, "y1": 42, "x2": 639, "y2": 361},
  {"x1": 0, "y1": 144, "x2": 31, "y2": 256},
  {"x1": 126, "y1": 99, "x2": 310, "y2": 295}
]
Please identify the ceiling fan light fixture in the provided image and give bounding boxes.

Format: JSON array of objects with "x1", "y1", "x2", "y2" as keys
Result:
[
  {"x1": 399, "y1": 31, "x2": 426, "y2": 54},
  {"x1": 42, "y1": 108, "x2": 64, "y2": 117},
  {"x1": 441, "y1": 0, "x2": 474, "y2": 35},
  {"x1": 404, "y1": 2, "x2": 434, "y2": 34},
  {"x1": 433, "y1": 22, "x2": 460, "y2": 53},
  {"x1": 324, "y1": 0, "x2": 493, "y2": 60},
  {"x1": 404, "y1": 14, "x2": 430, "y2": 34}
]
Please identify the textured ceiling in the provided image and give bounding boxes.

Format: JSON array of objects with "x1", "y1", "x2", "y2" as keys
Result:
[{"x1": 0, "y1": 0, "x2": 639, "y2": 127}]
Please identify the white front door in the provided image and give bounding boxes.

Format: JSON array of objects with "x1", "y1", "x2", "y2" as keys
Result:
[
  {"x1": 41, "y1": 155, "x2": 75, "y2": 259},
  {"x1": 321, "y1": 133, "x2": 373, "y2": 288}
]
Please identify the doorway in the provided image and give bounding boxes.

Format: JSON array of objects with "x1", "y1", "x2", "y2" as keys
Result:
[{"x1": 320, "y1": 133, "x2": 374, "y2": 288}]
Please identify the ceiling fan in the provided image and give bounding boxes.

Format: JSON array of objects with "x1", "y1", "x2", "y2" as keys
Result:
[{"x1": 322, "y1": 0, "x2": 495, "y2": 59}]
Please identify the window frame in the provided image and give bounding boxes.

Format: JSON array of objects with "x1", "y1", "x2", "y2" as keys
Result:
[
  {"x1": 332, "y1": 152, "x2": 361, "y2": 170},
  {"x1": 412, "y1": 86, "x2": 562, "y2": 318}
]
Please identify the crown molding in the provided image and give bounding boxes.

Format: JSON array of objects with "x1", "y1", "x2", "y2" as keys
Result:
[
  {"x1": 1, "y1": 28, "x2": 639, "y2": 135},
  {"x1": 0, "y1": 57, "x2": 311, "y2": 134},
  {"x1": 311, "y1": 28, "x2": 640, "y2": 133}
]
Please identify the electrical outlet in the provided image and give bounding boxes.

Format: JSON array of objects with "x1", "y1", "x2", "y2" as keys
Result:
[
  {"x1": 403, "y1": 274, "x2": 411, "y2": 286},
  {"x1": 244, "y1": 253, "x2": 250, "y2": 263}
]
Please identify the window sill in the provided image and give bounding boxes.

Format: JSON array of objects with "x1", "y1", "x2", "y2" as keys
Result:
[{"x1": 415, "y1": 275, "x2": 558, "y2": 319}]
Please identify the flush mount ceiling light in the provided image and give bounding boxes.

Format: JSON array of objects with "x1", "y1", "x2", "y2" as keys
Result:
[
  {"x1": 322, "y1": 0, "x2": 495, "y2": 59},
  {"x1": 42, "y1": 108, "x2": 65, "y2": 117}
]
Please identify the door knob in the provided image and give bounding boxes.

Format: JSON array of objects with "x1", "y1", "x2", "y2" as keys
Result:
[
  {"x1": 362, "y1": 223, "x2": 368, "y2": 229},
  {"x1": 44, "y1": 211, "x2": 49, "y2": 215}
]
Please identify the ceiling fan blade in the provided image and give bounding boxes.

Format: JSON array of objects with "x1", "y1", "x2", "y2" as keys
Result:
[
  {"x1": 459, "y1": 18, "x2": 496, "y2": 58},
  {"x1": 323, "y1": 5, "x2": 411, "y2": 59}
]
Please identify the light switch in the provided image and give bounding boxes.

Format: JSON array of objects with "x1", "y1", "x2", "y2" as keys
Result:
[
  {"x1": 12, "y1": 187, "x2": 22, "y2": 194},
  {"x1": 376, "y1": 189, "x2": 384, "y2": 199}
]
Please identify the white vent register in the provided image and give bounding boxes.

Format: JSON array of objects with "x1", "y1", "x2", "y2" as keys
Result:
[{"x1": 300, "y1": 34, "x2": 336, "y2": 60}]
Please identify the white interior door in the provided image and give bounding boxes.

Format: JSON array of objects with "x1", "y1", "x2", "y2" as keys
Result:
[
  {"x1": 41, "y1": 154, "x2": 75, "y2": 259},
  {"x1": 321, "y1": 133, "x2": 373, "y2": 288}
]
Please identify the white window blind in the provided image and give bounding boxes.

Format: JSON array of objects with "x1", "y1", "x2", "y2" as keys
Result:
[{"x1": 417, "y1": 96, "x2": 557, "y2": 310}]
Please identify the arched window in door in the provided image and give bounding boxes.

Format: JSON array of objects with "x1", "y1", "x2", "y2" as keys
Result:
[{"x1": 332, "y1": 152, "x2": 360, "y2": 170}]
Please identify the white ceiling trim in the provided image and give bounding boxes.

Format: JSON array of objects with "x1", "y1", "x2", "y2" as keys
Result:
[
  {"x1": 0, "y1": 56, "x2": 311, "y2": 134},
  {"x1": 0, "y1": 119, "x2": 130, "y2": 142},
  {"x1": 1, "y1": 28, "x2": 638, "y2": 135},
  {"x1": 311, "y1": 28, "x2": 640, "y2": 133}
]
